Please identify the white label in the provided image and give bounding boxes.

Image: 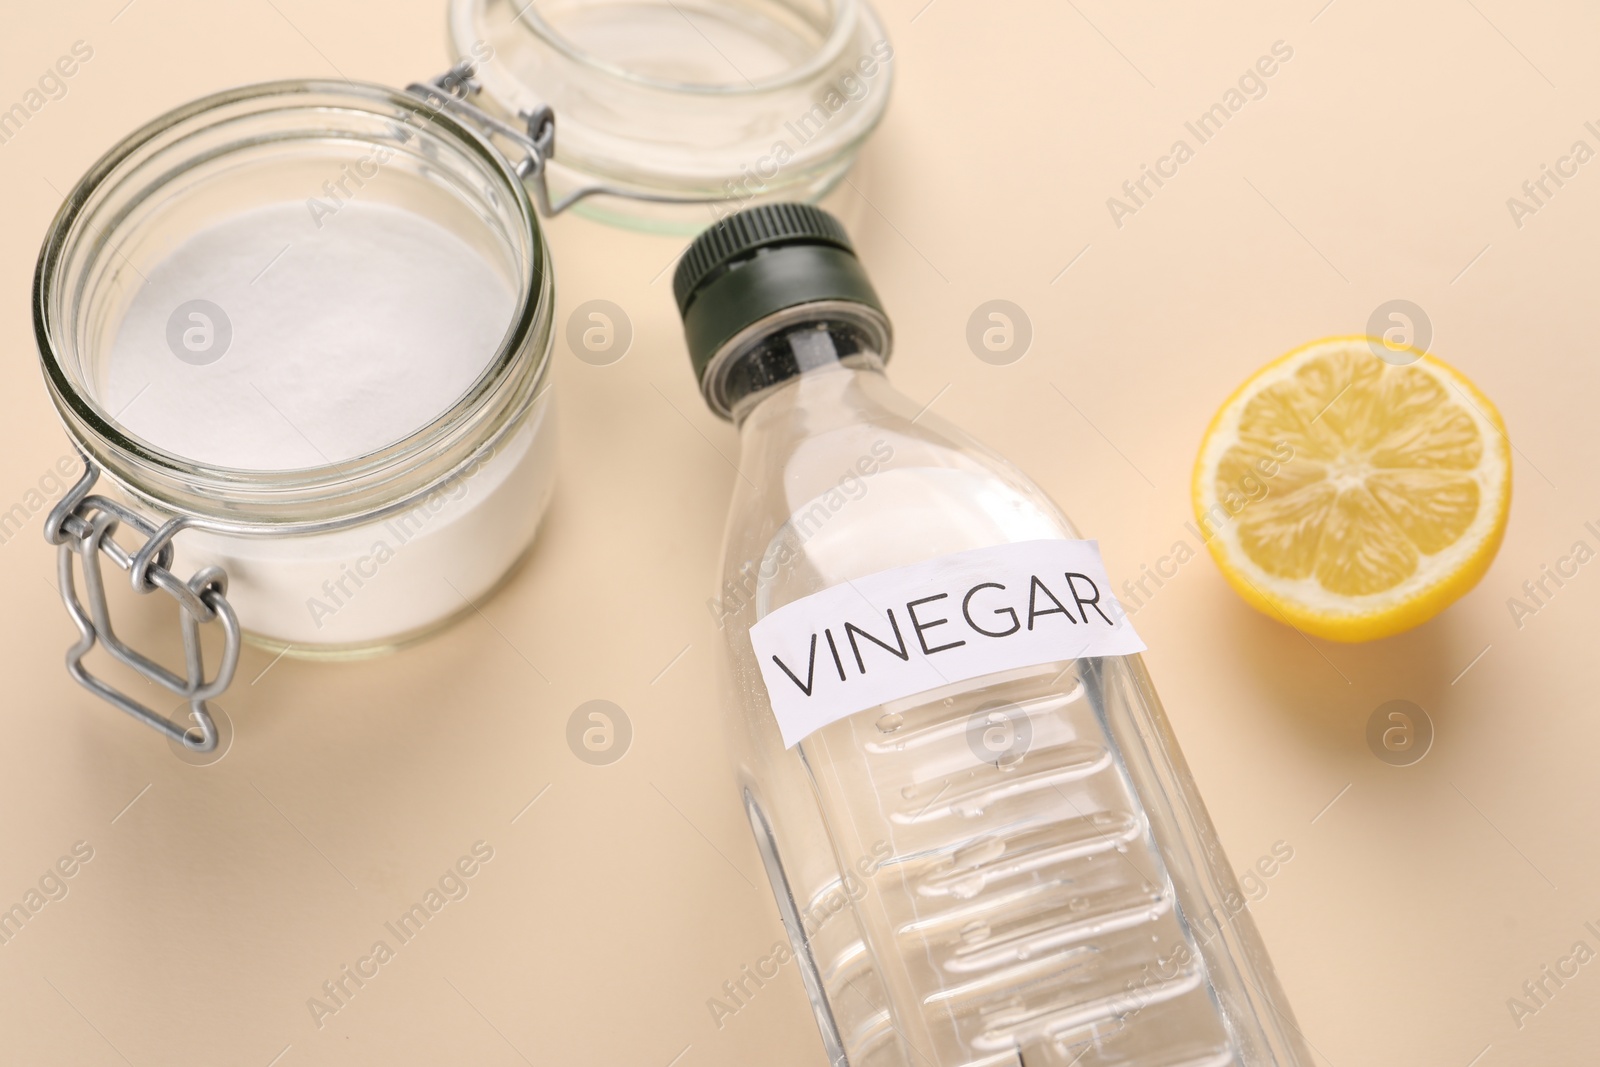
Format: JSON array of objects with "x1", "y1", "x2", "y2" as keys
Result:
[{"x1": 750, "y1": 539, "x2": 1145, "y2": 748}]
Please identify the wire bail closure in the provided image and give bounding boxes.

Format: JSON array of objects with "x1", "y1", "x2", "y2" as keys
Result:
[
  {"x1": 407, "y1": 62, "x2": 726, "y2": 217},
  {"x1": 44, "y1": 456, "x2": 240, "y2": 752}
]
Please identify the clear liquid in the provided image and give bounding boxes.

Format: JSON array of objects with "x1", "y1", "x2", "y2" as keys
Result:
[
  {"x1": 759, "y1": 467, "x2": 1243, "y2": 1066},
  {"x1": 799, "y1": 662, "x2": 1242, "y2": 1067}
]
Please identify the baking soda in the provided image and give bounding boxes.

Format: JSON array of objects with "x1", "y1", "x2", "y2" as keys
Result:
[
  {"x1": 96, "y1": 199, "x2": 555, "y2": 646},
  {"x1": 106, "y1": 199, "x2": 517, "y2": 470}
]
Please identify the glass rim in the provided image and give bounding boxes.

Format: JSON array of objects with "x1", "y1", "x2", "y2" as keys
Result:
[
  {"x1": 34, "y1": 78, "x2": 554, "y2": 531},
  {"x1": 460, "y1": 0, "x2": 863, "y2": 97}
]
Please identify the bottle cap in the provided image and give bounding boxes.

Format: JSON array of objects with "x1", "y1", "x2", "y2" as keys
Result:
[{"x1": 673, "y1": 204, "x2": 888, "y2": 414}]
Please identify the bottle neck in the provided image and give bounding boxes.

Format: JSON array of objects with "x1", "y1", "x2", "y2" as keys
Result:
[{"x1": 721, "y1": 309, "x2": 888, "y2": 426}]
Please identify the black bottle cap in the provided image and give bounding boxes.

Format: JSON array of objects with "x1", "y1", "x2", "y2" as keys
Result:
[{"x1": 673, "y1": 204, "x2": 888, "y2": 415}]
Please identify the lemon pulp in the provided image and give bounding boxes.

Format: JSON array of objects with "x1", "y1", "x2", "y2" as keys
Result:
[{"x1": 1193, "y1": 337, "x2": 1511, "y2": 641}]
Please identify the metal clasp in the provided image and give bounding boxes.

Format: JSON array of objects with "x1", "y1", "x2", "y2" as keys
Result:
[
  {"x1": 407, "y1": 62, "x2": 725, "y2": 217},
  {"x1": 44, "y1": 456, "x2": 240, "y2": 752}
]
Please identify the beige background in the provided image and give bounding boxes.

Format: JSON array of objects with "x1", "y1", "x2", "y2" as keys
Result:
[{"x1": 2, "y1": 0, "x2": 1598, "y2": 1064}]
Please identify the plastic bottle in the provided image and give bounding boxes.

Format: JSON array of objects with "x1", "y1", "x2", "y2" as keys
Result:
[{"x1": 674, "y1": 204, "x2": 1312, "y2": 1067}]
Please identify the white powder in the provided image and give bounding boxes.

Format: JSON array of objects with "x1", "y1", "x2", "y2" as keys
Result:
[
  {"x1": 179, "y1": 397, "x2": 558, "y2": 647},
  {"x1": 106, "y1": 199, "x2": 517, "y2": 470},
  {"x1": 96, "y1": 199, "x2": 557, "y2": 648}
]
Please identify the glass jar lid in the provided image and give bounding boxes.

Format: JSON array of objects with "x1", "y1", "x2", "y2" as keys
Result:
[{"x1": 448, "y1": 0, "x2": 893, "y2": 229}]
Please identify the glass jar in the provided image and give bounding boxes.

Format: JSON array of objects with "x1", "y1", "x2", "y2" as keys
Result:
[
  {"x1": 37, "y1": 80, "x2": 556, "y2": 748},
  {"x1": 450, "y1": 0, "x2": 893, "y2": 229}
]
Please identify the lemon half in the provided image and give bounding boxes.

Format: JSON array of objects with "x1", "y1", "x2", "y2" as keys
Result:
[{"x1": 1193, "y1": 336, "x2": 1511, "y2": 642}]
